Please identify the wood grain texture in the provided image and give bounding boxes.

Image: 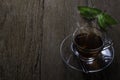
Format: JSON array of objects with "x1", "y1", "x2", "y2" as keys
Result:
[
  {"x1": 0, "y1": 0, "x2": 120, "y2": 80},
  {"x1": 0, "y1": 0, "x2": 43, "y2": 80},
  {"x1": 41, "y1": 0, "x2": 84, "y2": 80},
  {"x1": 41, "y1": 0, "x2": 120, "y2": 80},
  {"x1": 77, "y1": 0, "x2": 120, "y2": 80}
]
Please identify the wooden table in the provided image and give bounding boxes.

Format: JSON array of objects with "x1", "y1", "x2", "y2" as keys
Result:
[{"x1": 0, "y1": 0, "x2": 120, "y2": 80}]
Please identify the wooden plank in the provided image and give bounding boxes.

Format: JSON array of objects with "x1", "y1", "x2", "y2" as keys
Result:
[
  {"x1": 41, "y1": 0, "x2": 86, "y2": 80},
  {"x1": 81, "y1": 0, "x2": 120, "y2": 80},
  {"x1": 42, "y1": 0, "x2": 120, "y2": 80},
  {"x1": 0, "y1": 0, "x2": 43, "y2": 80}
]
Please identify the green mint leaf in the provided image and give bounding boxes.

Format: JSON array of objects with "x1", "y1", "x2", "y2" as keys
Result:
[
  {"x1": 78, "y1": 6, "x2": 102, "y2": 19},
  {"x1": 97, "y1": 14, "x2": 108, "y2": 30},
  {"x1": 97, "y1": 13, "x2": 118, "y2": 30},
  {"x1": 102, "y1": 13, "x2": 118, "y2": 25},
  {"x1": 77, "y1": 6, "x2": 118, "y2": 30}
]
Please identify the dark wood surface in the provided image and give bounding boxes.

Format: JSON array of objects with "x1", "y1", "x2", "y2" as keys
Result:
[{"x1": 0, "y1": 0, "x2": 120, "y2": 80}]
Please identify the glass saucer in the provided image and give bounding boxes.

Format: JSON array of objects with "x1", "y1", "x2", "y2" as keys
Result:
[{"x1": 60, "y1": 34, "x2": 114, "y2": 73}]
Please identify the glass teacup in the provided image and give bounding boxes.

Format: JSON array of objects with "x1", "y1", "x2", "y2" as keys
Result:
[{"x1": 72, "y1": 24, "x2": 113, "y2": 62}]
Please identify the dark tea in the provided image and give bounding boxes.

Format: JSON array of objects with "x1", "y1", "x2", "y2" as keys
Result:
[{"x1": 73, "y1": 33, "x2": 103, "y2": 58}]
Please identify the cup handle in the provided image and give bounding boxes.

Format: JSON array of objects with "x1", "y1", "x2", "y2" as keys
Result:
[{"x1": 103, "y1": 39, "x2": 113, "y2": 50}]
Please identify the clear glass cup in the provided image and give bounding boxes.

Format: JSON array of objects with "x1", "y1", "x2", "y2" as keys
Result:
[
  {"x1": 72, "y1": 24, "x2": 113, "y2": 62},
  {"x1": 60, "y1": 23, "x2": 114, "y2": 73}
]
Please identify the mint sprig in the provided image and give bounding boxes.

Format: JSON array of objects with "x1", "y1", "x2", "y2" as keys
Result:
[
  {"x1": 78, "y1": 6, "x2": 118, "y2": 30},
  {"x1": 78, "y1": 6, "x2": 101, "y2": 20}
]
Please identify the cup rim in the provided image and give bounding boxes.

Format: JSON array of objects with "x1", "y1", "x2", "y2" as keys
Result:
[
  {"x1": 73, "y1": 40, "x2": 104, "y2": 52},
  {"x1": 72, "y1": 27, "x2": 105, "y2": 52}
]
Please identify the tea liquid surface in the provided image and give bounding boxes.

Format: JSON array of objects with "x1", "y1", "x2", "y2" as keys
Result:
[{"x1": 74, "y1": 33, "x2": 103, "y2": 49}]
